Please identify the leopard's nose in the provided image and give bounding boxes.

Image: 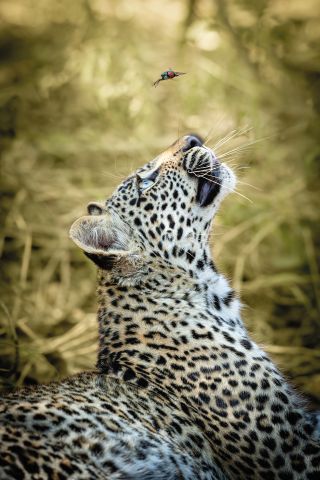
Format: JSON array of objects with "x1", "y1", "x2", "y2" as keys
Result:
[{"x1": 182, "y1": 135, "x2": 203, "y2": 152}]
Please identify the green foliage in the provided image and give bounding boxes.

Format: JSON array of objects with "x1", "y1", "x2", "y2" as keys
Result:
[{"x1": 0, "y1": 0, "x2": 319, "y2": 401}]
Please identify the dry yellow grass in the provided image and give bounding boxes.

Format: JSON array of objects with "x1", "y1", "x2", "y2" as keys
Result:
[{"x1": 0, "y1": 0, "x2": 319, "y2": 403}]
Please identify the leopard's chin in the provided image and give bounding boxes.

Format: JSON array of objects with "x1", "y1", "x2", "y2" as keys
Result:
[{"x1": 219, "y1": 163, "x2": 237, "y2": 198}]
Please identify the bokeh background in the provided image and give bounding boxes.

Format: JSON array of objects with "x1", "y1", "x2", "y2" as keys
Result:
[{"x1": 1, "y1": 0, "x2": 319, "y2": 403}]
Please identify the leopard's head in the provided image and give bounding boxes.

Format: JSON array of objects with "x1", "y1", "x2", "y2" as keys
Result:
[{"x1": 70, "y1": 135, "x2": 236, "y2": 285}]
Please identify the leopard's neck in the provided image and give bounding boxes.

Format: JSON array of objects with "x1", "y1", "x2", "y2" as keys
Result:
[{"x1": 96, "y1": 262, "x2": 243, "y2": 380}]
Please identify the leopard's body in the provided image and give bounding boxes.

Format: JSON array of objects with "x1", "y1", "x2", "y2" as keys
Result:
[
  {"x1": 1, "y1": 135, "x2": 319, "y2": 480},
  {"x1": 1, "y1": 373, "x2": 224, "y2": 479}
]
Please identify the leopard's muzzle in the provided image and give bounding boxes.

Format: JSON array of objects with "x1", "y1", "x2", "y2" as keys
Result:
[{"x1": 183, "y1": 144, "x2": 221, "y2": 207}]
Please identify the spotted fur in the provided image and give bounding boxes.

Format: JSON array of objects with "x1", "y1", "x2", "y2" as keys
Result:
[{"x1": 1, "y1": 135, "x2": 319, "y2": 480}]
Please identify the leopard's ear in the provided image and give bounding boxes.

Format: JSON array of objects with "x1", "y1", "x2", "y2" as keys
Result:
[
  {"x1": 69, "y1": 215, "x2": 146, "y2": 282},
  {"x1": 69, "y1": 215, "x2": 123, "y2": 270}
]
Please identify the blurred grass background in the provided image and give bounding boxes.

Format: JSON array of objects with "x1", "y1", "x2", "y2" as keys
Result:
[{"x1": 0, "y1": 0, "x2": 319, "y2": 403}]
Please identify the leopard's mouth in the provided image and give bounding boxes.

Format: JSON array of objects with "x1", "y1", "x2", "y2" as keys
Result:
[
  {"x1": 196, "y1": 165, "x2": 221, "y2": 207},
  {"x1": 183, "y1": 146, "x2": 222, "y2": 207}
]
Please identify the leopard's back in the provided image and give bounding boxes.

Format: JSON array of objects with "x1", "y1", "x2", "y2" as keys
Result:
[{"x1": 0, "y1": 372, "x2": 225, "y2": 480}]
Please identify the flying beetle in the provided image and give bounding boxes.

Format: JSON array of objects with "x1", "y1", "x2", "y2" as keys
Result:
[{"x1": 153, "y1": 68, "x2": 187, "y2": 87}]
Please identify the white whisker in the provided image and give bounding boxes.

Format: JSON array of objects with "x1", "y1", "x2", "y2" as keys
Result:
[
  {"x1": 217, "y1": 134, "x2": 274, "y2": 160},
  {"x1": 236, "y1": 180, "x2": 261, "y2": 191},
  {"x1": 208, "y1": 129, "x2": 238, "y2": 151},
  {"x1": 209, "y1": 126, "x2": 253, "y2": 153}
]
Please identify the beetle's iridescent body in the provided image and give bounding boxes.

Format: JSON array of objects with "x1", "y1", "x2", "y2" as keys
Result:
[{"x1": 153, "y1": 68, "x2": 186, "y2": 87}]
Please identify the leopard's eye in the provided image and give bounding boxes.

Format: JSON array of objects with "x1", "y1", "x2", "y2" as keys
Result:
[
  {"x1": 137, "y1": 168, "x2": 160, "y2": 193},
  {"x1": 139, "y1": 178, "x2": 154, "y2": 191}
]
